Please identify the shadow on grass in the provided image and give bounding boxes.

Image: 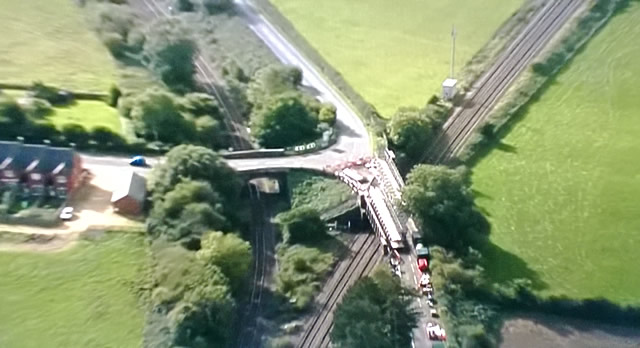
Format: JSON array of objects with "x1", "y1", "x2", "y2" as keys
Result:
[{"x1": 480, "y1": 241, "x2": 548, "y2": 292}]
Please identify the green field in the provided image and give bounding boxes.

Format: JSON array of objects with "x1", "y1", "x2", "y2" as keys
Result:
[
  {"x1": 0, "y1": 0, "x2": 117, "y2": 92},
  {"x1": 46, "y1": 101, "x2": 122, "y2": 134},
  {"x1": 472, "y1": 4, "x2": 640, "y2": 305},
  {"x1": 0, "y1": 233, "x2": 149, "y2": 347},
  {"x1": 270, "y1": 0, "x2": 523, "y2": 117}
]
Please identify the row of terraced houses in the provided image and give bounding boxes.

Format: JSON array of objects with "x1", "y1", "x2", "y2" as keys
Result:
[{"x1": 0, "y1": 141, "x2": 83, "y2": 198}]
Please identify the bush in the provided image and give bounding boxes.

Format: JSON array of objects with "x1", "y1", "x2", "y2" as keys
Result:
[
  {"x1": 318, "y1": 103, "x2": 337, "y2": 126},
  {"x1": 91, "y1": 126, "x2": 126, "y2": 147},
  {"x1": 275, "y1": 206, "x2": 327, "y2": 244},
  {"x1": 30, "y1": 82, "x2": 73, "y2": 105},
  {"x1": 108, "y1": 84, "x2": 122, "y2": 107},
  {"x1": 21, "y1": 98, "x2": 53, "y2": 118},
  {"x1": 62, "y1": 124, "x2": 90, "y2": 147},
  {"x1": 0, "y1": 95, "x2": 27, "y2": 125},
  {"x1": 276, "y1": 245, "x2": 333, "y2": 310}
]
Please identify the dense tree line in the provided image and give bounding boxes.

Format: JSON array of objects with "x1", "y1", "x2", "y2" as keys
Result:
[
  {"x1": 144, "y1": 144, "x2": 252, "y2": 347},
  {"x1": 331, "y1": 266, "x2": 418, "y2": 348},
  {"x1": 402, "y1": 164, "x2": 488, "y2": 251}
]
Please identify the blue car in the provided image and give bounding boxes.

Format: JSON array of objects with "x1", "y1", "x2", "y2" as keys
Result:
[{"x1": 129, "y1": 156, "x2": 147, "y2": 167}]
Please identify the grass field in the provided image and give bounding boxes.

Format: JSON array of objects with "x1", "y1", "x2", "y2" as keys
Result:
[
  {"x1": 270, "y1": 0, "x2": 523, "y2": 117},
  {"x1": 0, "y1": 233, "x2": 149, "y2": 347},
  {"x1": 472, "y1": 3, "x2": 640, "y2": 305},
  {"x1": 0, "y1": 0, "x2": 117, "y2": 92},
  {"x1": 46, "y1": 101, "x2": 122, "y2": 134}
]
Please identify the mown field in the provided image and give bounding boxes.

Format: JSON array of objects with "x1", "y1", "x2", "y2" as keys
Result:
[
  {"x1": 472, "y1": 3, "x2": 640, "y2": 305},
  {"x1": 270, "y1": 0, "x2": 523, "y2": 117},
  {"x1": 0, "y1": 233, "x2": 149, "y2": 348},
  {"x1": 0, "y1": 0, "x2": 117, "y2": 92},
  {"x1": 44, "y1": 100, "x2": 122, "y2": 134}
]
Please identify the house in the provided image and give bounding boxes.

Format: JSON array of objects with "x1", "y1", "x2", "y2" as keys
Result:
[
  {"x1": 111, "y1": 171, "x2": 146, "y2": 215},
  {"x1": 0, "y1": 141, "x2": 83, "y2": 197}
]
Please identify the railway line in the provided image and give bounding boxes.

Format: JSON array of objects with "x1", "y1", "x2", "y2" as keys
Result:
[
  {"x1": 236, "y1": 194, "x2": 277, "y2": 348},
  {"x1": 425, "y1": 0, "x2": 584, "y2": 164},
  {"x1": 295, "y1": 232, "x2": 382, "y2": 348},
  {"x1": 135, "y1": 0, "x2": 252, "y2": 151}
]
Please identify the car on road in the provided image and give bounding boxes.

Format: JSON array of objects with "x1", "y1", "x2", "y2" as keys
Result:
[
  {"x1": 430, "y1": 308, "x2": 440, "y2": 318},
  {"x1": 129, "y1": 156, "x2": 147, "y2": 167},
  {"x1": 59, "y1": 207, "x2": 74, "y2": 221},
  {"x1": 426, "y1": 323, "x2": 447, "y2": 341}
]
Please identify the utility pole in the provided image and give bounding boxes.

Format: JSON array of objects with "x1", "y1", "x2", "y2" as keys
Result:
[{"x1": 450, "y1": 24, "x2": 457, "y2": 79}]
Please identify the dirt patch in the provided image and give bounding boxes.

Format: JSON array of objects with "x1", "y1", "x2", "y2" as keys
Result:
[
  {"x1": 0, "y1": 232, "x2": 78, "y2": 252},
  {"x1": 501, "y1": 312, "x2": 640, "y2": 348}
]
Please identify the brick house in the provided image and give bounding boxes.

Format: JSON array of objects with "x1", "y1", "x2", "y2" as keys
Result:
[
  {"x1": 0, "y1": 141, "x2": 83, "y2": 197},
  {"x1": 111, "y1": 171, "x2": 146, "y2": 215}
]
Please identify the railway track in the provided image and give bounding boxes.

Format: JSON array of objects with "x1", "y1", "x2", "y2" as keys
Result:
[
  {"x1": 295, "y1": 232, "x2": 382, "y2": 348},
  {"x1": 425, "y1": 0, "x2": 583, "y2": 164},
  {"x1": 236, "y1": 195, "x2": 276, "y2": 348},
  {"x1": 136, "y1": 0, "x2": 252, "y2": 151}
]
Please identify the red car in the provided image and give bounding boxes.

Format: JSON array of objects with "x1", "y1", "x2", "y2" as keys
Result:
[{"x1": 417, "y1": 258, "x2": 428, "y2": 272}]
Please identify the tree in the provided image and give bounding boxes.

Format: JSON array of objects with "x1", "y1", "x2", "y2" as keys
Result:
[
  {"x1": 251, "y1": 94, "x2": 318, "y2": 148},
  {"x1": 199, "y1": 0, "x2": 234, "y2": 14},
  {"x1": 387, "y1": 107, "x2": 436, "y2": 161},
  {"x1": 0, "y1": 95, "x2": 27, "y2": 125},
  {"x1": 181, "y1": 93, "x2": 221, "y2": 119},
  {"x1": 147, "y1": 180, "x2": 227, "y2": 240},
  {"x1": 174, "y1": 0, "x2": 194, "y2": 12},
  {"x1": 149, "y1": 144, "x2": 239, "y2": 200},
  {"x1": 275, "y1": 205, "x2": 326, "y2": 244},
  {"x1": 403, "y1": 165, "x2": 488, "y2": 250},
  {"x1": 92, "y1": 3, "x2": 140, "y2": 57},
  {"x1": 332, "y1": 269, "x2": 418, "y2": 348},
  {"x1": 61, "y1": 124, "x2": 90, "y2": 147},
  {"x1": 130, "y1": 88, "x2": 195, "y2": 144},
  {"x1": 108, "y1": 84, "x2": 122, "y2": 107},
  {"x1": 91, "y1": 126, "x2": 125, "y2": 147},
  {"x1": 143, "y1": 19, "x2": 196, "y2": 89},
  {"x1": 197, "y1": 231, "x2": 252, "y2": 294},
  {"x1": 276, "y1": 245, "x2": 334, "y2": 309},
  {"x1": 248, "y1": 65, "x2": 303, "y2": 110},
  {"x1": 195, "y1": 116, "x2": 223, "y2": 149},
  {"x1": 318, "y1": 103, "x2": 337, "y2": 125},
  {"x1": 167, "y1": 260, "x2": 235, "y2": 348}
]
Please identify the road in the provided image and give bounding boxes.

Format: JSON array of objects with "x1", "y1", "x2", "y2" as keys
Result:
[
  {"x1": 424, "y1": 0, "x2": 584, "y2": 164},
  {"x1": 234, "y1": 0, "x2": 371, "y2": 159}
]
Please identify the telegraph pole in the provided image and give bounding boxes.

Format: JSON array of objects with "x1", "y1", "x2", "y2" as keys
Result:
[{"x1": 450, "y1": 24, "x2": 457, "y2": 79}]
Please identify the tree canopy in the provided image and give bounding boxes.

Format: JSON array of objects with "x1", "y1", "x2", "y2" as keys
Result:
[
  {"x1": 275, "y1": 205, "x2": 327, "y2": 244},
  {"x1": 331, "y1": 266, "x2": 418, "y2": 348},
  {"x1": 147, "y1": 179, "x2": 228, "y2": 241},
  {"x1": 149, "y1": 144, "x2": 239, "y2": 200},
  {"x1": 251, "y1": 94, "x2": 319, "y2": 148},
  {"x1": 143, "y1": 19, "x2": 197, "y2": 89},
  {"x1": 276, "y1": 245, "x2": 334, "y2": 310},
  {"x1": 387, "y1": 107, "x2": 436, "y2": 161},
  {"x1": 197, "y1": 231, "x2": 252, "y2": 295},
  {"x1": 130, "y1": 88, "x2": 196, "y2": 144},
  {"x1": 402, "y1": 165, "x2": 488, "y2": 251}
]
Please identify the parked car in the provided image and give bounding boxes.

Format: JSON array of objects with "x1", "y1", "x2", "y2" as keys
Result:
[
  {"x1": 430, "y1": 308, "x2": 440, "y2": 318},
  {"x1": 59, "y1": 207, "x2": 74, "y2": 221},
  {"x1": 129, "y1": 156, "x2": 147, "y2": 167}
]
